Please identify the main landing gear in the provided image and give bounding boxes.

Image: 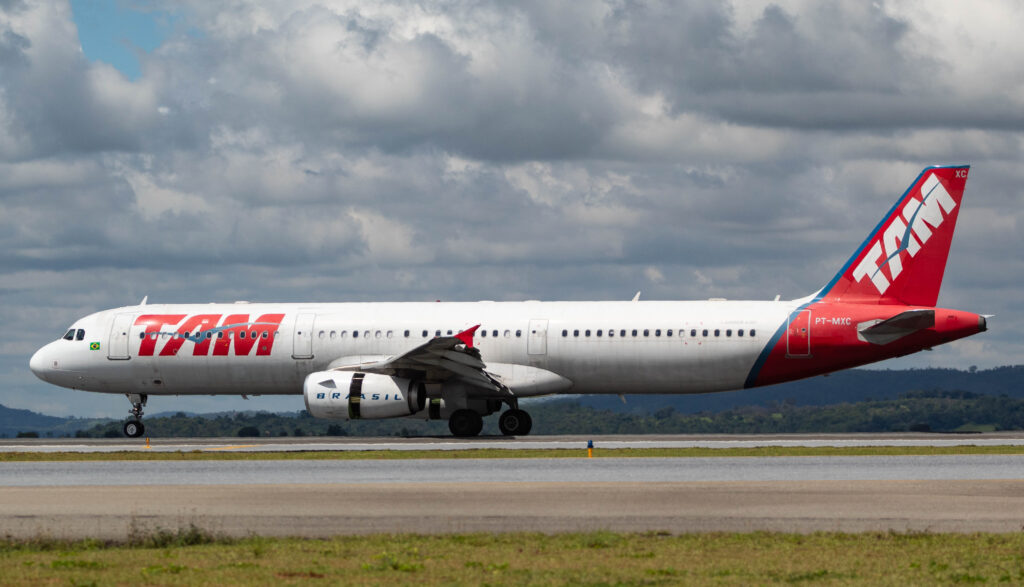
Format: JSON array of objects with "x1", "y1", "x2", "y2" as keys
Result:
[
  {"x1": 448, "y1": 409, "x2": 484, "y2": 437},
  {"x1": 123, "y1": 393, "x2": 147, "y2": 438},
  {"x1": 447, "y1": 404, "x2": 533, "y2": 438},
  {"x1": 498, "y1": 408, "x2": 532, "y2": 436}
]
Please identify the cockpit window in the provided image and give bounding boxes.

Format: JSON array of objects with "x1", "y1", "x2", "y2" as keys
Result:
[
  {"x1": 76, "y1": 329, "x2": 85, "y2": 341},
  {"x1": 63, "y1": 329, "x2": 75, "y2": 341}
]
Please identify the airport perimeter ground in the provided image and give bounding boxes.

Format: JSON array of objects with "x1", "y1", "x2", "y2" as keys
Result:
[{"x1": 4, "y1": 434, "x2": 1024, "y2": 584}]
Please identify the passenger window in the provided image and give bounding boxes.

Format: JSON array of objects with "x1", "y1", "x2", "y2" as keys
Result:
[
  {"x1": 318, "y1": 331, "x2": 325, "y2": 339},
  {"x1": 562, "y1": 330, "x2": 568, "y2": 337},
  {"x1": 573, "y1": 329, "x2": 579, "y2": 337},
  {"x1": 620, "y1": 329, "x2": 626, "y2": 337},
  {"x1": 139, "y1": 332, "x2": 145, "y2": 339},
  {"x1": 262, "y1": 331, "x2": 269, "y2": 339},
  {"x1": 597, "y1": 330, "x2": 603, "y2": 337},
  {"x1": 585, "y1": 329, "x2": 591, "y2": 337},
  {"x1": 403, "y1": 330, "x2": 409, "y2": 337},
  {"x1": 482, "y1": 330, "x2": 488, "y2": 338},
  {"x1": 643, "y1": 329, "x2": 649, "y2": 337},
  {"x1": 387, "y1": 330, "x2": 393, "y2": 338},
  {"x1": 422, "y1": 330, "x2": 428, "y2": 337},
  {"x1": 504, "y1": 330, "x2": 511, "y2": 338},
  {"x1": 63, "y1": 329, "x2": 75, "y2": 341},
  {"x1": 435, "y1": 330, "x2": 441, "y2": 337},
  {"x1": 239, "y1": 332, "x2": 245, "y2": 339},
  {"x1": 608, "y1": 329, "x2": 614, "y2": 337},
  {"x1": 218, "y1": 332, "x2": 224, "y2": 339},
  {"x1": 667, "y1": 329, "x2": 672, "y2": 337},
  {"x1": 447, "y1": 330, "x2": 453, "y2": 335},
  {"x1": 702, "y1": 329, "x2": 708, "y2": 337},
  {"x1": 750, "y1": 329, "x2": 756, "y2": 337},
  {"x1": 492, "y1": 330, "x2": 498, "y2": 337},
  {"x1": 76, "y1": 329, "x2": 85, "y2": 341},
  {"x1": 516, "y1": 330, "x2": 522, "y2": 337},
  {"x1": 726, "y1": 329, "x2": 732, "y2": 337},
  {"x1": 353, "y1": 331, "x2": 359, "y2": 338},
  {"x1": 655, "y1": 329, "x2": 661, "y2": 337},
  {"x1": 632, "y1": 329, "x2": 638, "y2": 337},
  {"x1": 691, "y1": 329, "x2": 697, "y2": 337},
  {"x1": 738, "y1": 329, "x2": 744, "y2": 337},
  {"x1": 714, "y1": 329, "x2": 720, "y2": 337}
]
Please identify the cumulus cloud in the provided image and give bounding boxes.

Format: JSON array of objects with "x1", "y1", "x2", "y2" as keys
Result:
[{"x1": 1, "y1": 0, "x2": 1022, "y2": 416}]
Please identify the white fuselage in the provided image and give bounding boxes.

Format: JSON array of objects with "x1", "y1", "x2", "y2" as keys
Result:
[{"x1": 31, "y1": 300, "x2": 796, "y2": 398}]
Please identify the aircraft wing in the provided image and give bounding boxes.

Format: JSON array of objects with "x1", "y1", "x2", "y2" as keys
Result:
[{"x1": 329, "y1": 325, "x2": 505, "y2": 393}]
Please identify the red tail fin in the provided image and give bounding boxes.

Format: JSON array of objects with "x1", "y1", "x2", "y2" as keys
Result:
[{"x1": 819, "y1": 165, "x2": 969, "y2": 306}]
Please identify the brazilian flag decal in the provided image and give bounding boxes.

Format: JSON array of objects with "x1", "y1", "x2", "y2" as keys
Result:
[{"x1": 89, "y1": 342, "x2": 100, "y2": 351}]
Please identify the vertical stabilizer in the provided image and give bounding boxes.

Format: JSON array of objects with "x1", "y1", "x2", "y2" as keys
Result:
[{"x1": 818, "y1": 165, "x2": 969, "y2": 306}]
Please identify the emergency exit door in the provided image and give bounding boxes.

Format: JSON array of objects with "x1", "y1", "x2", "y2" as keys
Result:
[
  {"x1": 292, "y1": 313, "x2": 315, "y2": 359},
  {"x1": 527, "y1": 319, "x2": 548, "y2": 355}
]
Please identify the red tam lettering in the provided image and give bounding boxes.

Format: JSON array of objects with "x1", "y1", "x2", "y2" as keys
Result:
[
  {"x1": 134, "y1": 315, "x2": 186, "y2": 356},
  {"x1": 159, "y1": 315, "x2": 222, "y2": 357},
  {"x1": 212, "y1": 314, "x2": 285, "y2": 356}
]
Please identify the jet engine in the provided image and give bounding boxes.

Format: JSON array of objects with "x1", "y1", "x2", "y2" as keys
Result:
[{"x1": 304, "y1": 371, "x2": 427, "y2": 420}]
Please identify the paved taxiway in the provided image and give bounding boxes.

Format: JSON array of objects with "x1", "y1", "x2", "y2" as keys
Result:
[
  {"x1": 5, "y1": 432, "x2": 1024, "y2": 452},
  {"x1": 4, "y1": 443, "x2": 1024, "y2": 537}
]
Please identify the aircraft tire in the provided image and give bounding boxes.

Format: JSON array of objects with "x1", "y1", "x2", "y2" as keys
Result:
[
  {"x1": 123, "y1": 420, "x2": 145, "y2": 438},
  {"x1": 498, "y1": 409, "x2": 532, "y2": 436},
  {"x1": 448, "y1": 409, "x2": 483, "y2": 437}
]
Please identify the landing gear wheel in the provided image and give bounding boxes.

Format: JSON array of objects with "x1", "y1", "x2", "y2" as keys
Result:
[
  {"x1": 124, "y1": 420, "x2": 144, "y2": 438},
  {"x1": 498, "y1": 409, "x2": 532, "y2": 436},
  {"x1": 448, "y1": 409, "x2": 484, "y2": 437}
]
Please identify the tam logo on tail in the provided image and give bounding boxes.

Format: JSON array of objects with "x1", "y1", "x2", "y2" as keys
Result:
[
  {"x1": 821, "y1": 166, "x2": 969, "y2": 307},
  {"x1": 852, "y1": 172, "x2": 959, "y2": 295}
]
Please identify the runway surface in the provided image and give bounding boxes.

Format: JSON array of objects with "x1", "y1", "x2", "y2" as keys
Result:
[
  {"x1": 4, "y1": 450, "x2": 1024, "y2": 537},
  {"x1": 5, "y1": 432, "x2": 1024, "y2": 452},
  {"x1": 4, "y1": 455, "x2": 1024, "y2": 486}
]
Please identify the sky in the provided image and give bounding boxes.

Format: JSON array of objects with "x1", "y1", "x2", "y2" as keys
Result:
[{"x1": 1, "y1": 0, "x2": 1021, "y2": 418}]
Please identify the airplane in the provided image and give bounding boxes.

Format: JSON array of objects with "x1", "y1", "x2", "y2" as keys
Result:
[{"x1": 29, "y1": 165, "x2": 986, "y2": 438}]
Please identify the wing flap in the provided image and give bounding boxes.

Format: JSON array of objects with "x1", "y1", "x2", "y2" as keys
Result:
[{"x1": 326, "y1": 325, "x2": 504, "y2": 393}]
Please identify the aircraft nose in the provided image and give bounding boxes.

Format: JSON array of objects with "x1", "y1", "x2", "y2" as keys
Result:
[{"x1": 29, "y1": 345, "x2": 52, "y2": 382}]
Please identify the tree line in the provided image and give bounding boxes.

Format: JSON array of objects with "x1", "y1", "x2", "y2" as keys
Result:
[{"x1": 54, "y1": 390, "x2": 1024, "y2": 438}]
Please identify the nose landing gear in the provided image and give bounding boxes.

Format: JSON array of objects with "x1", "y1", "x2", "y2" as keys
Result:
[{"x1": 123, "y1": 393, "x2": 147, "y2": 438}]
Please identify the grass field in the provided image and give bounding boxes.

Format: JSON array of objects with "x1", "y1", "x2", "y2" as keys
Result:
[
  {"x1": 3, "y1": 444, "x2": 1024, "y2": 461},
  {"x1": 2, "y1": 529, "x2": 1022, "y2": 585}
]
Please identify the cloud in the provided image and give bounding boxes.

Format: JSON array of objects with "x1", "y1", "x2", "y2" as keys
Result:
[{"x1": 1, "y1": 0, "x2": 1022, "y2": 417}]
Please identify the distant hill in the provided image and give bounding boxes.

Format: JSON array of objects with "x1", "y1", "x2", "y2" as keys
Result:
[
  {"x1": 4, "y1": 366, "x2": 1022, "y2": 437},
  {"x1": 0, "y1": 404, "x2": 110, "y2": 438},
  {"x1": 575, "y1": 366, "x2": 1024, "y2": 414}
]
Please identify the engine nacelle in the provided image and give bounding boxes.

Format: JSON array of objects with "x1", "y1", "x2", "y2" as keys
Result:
[{"x1": 304, "y1": 371, "x2": 427, "y2": 420}]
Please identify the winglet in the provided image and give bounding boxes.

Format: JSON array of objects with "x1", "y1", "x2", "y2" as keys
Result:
[{"x1": 455, "y1": 325, "x2": 480, "y2": 348}]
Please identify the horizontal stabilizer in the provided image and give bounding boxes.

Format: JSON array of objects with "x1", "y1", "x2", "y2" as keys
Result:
[{"x1": 857, "y1": 309, "x2": 935, "y2": 345}]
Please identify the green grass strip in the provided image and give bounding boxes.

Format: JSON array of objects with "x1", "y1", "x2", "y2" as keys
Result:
[
  {"x1": 3, "y1": 529, "x2": 1024, "y2": 585},
  {"x1": 4, "y1": 444, "x2": 1024, "y2": 461}
]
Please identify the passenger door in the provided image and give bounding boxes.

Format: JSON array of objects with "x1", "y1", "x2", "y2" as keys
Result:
[
  {"x1": 107, "y1": 313, "x2": 135, "y2": 360},
  {"x1": 786, "y1": 310, "x2": 811, "y2": 358}
]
